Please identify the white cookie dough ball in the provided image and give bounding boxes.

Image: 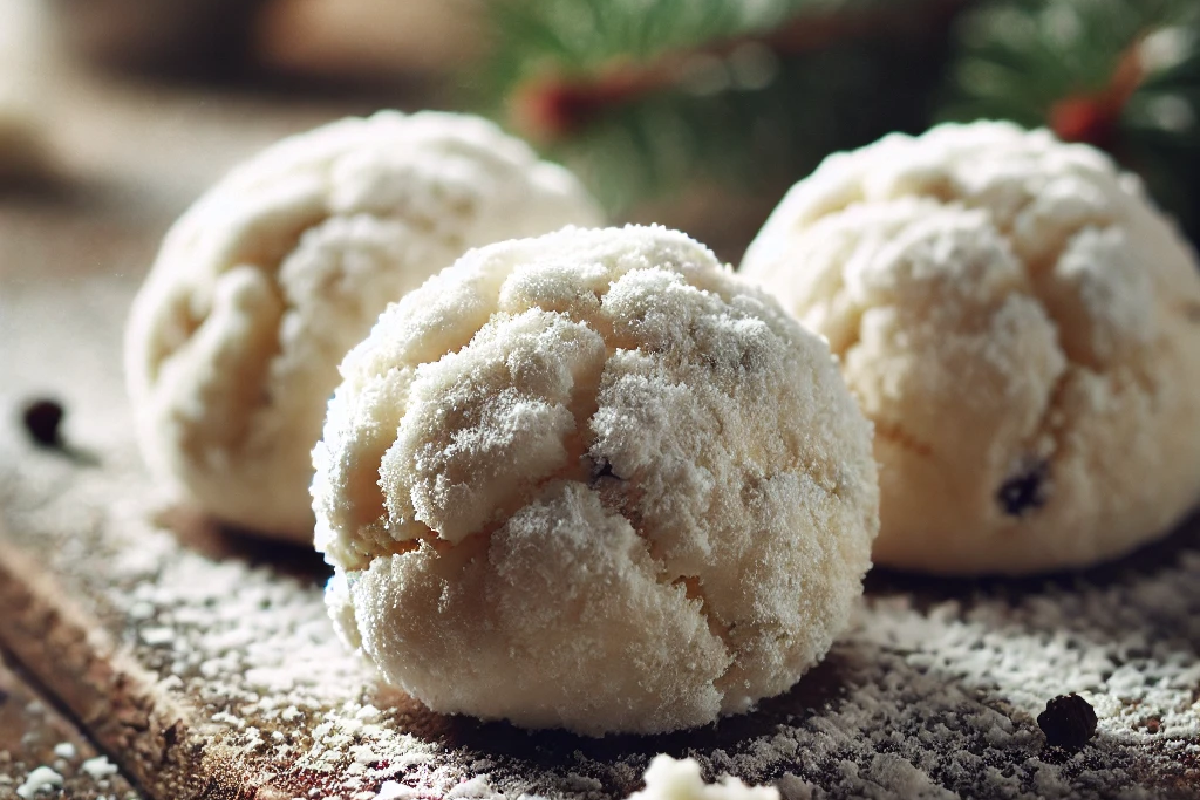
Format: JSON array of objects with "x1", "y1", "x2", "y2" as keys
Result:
[
  {"x1": 742, "y1": 121, "x2": 1200, "y2": 575},
  {"x1": 314, "y1": 225, "x2": 878, "y2": 736},
  {"x1": 125, "y1": 111, "x2": 602, "y2": 540}
]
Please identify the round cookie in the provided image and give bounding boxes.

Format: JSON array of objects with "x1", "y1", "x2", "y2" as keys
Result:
[
  {"x1": 313, "y1": 225, "x2": 879, "y2": 735},
  {"x1": 742, "y1": 121, "x2": 1200, "y2": 575},
  {"x1": 125, "y1": 111, "x2": 602, "y2": 540}
]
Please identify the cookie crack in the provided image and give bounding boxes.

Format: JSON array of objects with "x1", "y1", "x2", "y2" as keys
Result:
[
  {"x1": 822, "y1": 187, "x2": 1115, "y2": 468},
  {"x1": 664, "y1": 573, "x2": 739, "y2": 692},
  {"x1": 161, "y1": 190, "x2": 484, "y2": 464},
  {"x1": 356, "y1": 308, "x2": 620, "y2": 566},
  {"x1": 989, "y1": 209, "x2": 1126, "y2": 502}
]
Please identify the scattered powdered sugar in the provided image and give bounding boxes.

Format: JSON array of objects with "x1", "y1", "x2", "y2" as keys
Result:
[
  {"x1": 376, "y1": 780, "x2": 420, "y2": 800},
  {"x1": 0, "y1": 637, "x2": 142, "y2": 800},
  {"x1": 81, "y1": 757, "x2": 120, "y2": 780},
  {"x1": 3, "y1": 434, "x2": 1200, "y2": 799},
  {"x1": 1, "y1": 267, "x2": 1199, "y2": 798}
]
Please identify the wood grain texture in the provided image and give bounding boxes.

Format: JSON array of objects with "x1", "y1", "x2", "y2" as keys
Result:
[
  {"x1": 0, "y1": 537, "x2": 210, "y2": 800},
  {"x1": 0, "y1": 646, "x2": 142, "y2": 800}
]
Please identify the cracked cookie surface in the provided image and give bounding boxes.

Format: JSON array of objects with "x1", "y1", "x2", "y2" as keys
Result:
[
  {"x1": 314, "y1": 225, "x2": 879, "y2": 736},
  {"x1": 124, "y1": 111, "x2": 602, "y2": 541},
  {"x1": 742, "y1": 121, "x2": 1200, "y2": 575}
]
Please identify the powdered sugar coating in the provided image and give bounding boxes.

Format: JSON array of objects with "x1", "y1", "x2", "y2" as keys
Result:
[
  {"x1": 742, "y1": 121, "x2": 1200, "y2": 575},
  {"x1": 125, "y1": 111, "x2": 602, "y2": 540},
  {"x1": 313, "y1": 225, "x2": 879, "y2": 735}
]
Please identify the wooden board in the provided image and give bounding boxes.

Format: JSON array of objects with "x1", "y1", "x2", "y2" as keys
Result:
[
  {"x1": 0, "y1": 652, "x2": 142, "y2": 800},
  {"x1": 2, "y1": 270, "x2": 1200, "y2": 800}
]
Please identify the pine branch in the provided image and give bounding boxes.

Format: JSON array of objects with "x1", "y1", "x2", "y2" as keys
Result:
[
  {"x1": 470, "y1": 0, "x2": 961, "y2": 213},
  {"x1": 942, "y1": 0, "x2": 1200, "y2": 241}
]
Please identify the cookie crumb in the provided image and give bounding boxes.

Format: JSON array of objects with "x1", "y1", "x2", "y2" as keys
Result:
[
  {"x1": 80, "y1": 756, "x2": 118, "y2": 779},
  {"x1": 20, "y1": 398, "x2": 63, "y2": 448},
  {"x1": 630, "y1": 756, "x2": 778, "y2": 800},
  {"x1": 15, "y1": 766, "x2": 62, "y2": 799},
  {"x1": 1038, "y1": 693, "x2": 1098, "y2": 749}
]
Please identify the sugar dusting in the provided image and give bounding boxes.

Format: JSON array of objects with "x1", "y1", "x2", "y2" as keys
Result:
[
  {"x1": 0, "y1": 270, "x2": 1198, "y2": 799},
  {"x1": 0, "y1": 652, "x2": 141, "y2": 800},
  {"x1": 2, "y1": 436, "x2": 1199, "y2": 799}
]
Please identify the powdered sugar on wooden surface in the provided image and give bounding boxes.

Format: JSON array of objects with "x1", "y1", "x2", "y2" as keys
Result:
[
  {"x1": 0, "y1": 653, "x2": 141, "y2": 800},
  {"x1": 3, "y1": 434, "x2": 1200, "y2": 799},
  {"x1": 2, "y1": 276, "x2": 1199, "y2": 799}
]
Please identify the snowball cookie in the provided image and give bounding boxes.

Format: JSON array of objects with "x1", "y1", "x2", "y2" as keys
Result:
[
  {"x1": 742, "y1": 121, "x2": 1200, "y2": 575},
  {"x1": 314, "y1": 225, "x2": 879, "y2": 736},
  {"x1": 627, "y1": 756, "x2": 778, "y2": 800},
  {"x1": 125, "y1": 110, "x2": 602, "y2": 540}
]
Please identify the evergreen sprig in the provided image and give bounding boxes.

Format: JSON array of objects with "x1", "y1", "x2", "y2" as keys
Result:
[
  {"x1": 482, "y1": 0, "x2": 833, "y2": 85},
  {"x1": 473, "y1": 0, "x2": 955, "y2": 214},
  {"x1": 943, "y1": 0, "x2": 1200, "y2": 239},
  {"x1": 471, "y1": 0, "x2": 1200, "y2": 245}
]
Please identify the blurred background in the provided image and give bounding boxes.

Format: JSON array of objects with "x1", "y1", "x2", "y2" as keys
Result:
[{"x1": 0, "y1": 0, "x2": 1197, "y2": 273}]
